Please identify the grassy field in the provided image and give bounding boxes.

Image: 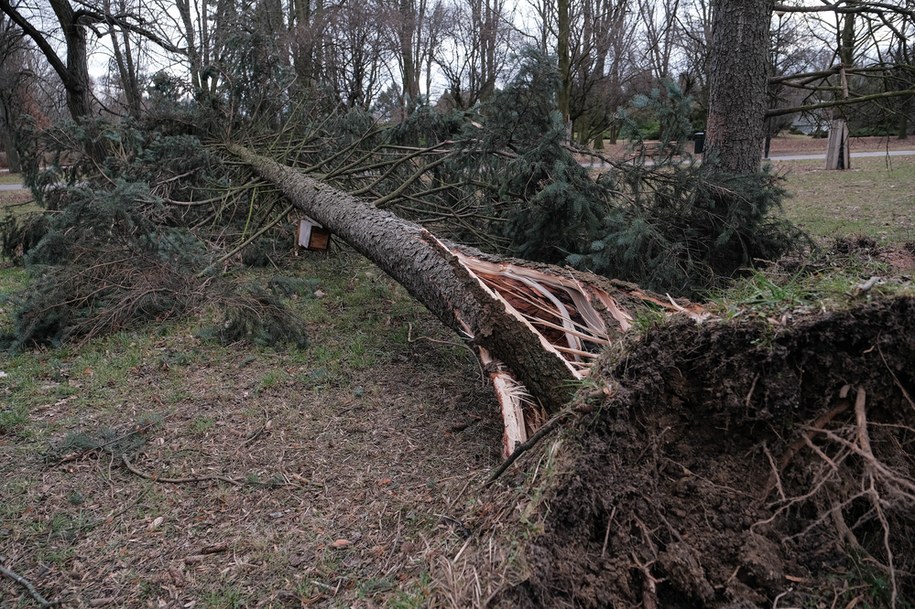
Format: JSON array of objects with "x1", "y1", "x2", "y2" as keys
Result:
[
  {"x1": 0, "y1": 172, "x2": 23, "y2": 185},
  {"x1": 774, "y1": 155, "x2": 915, "y2": 245},
  {"x1": 1, "y1": 154, "x2": 913, "y2": 607}
]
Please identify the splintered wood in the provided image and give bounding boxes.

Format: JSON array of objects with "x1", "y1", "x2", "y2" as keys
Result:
[
  {"x1": 452, "y1": 249, "x2": 704, "y2": 457},
  {"x1": 228, "y1": 145, "x2": 707, "y2": 460}
]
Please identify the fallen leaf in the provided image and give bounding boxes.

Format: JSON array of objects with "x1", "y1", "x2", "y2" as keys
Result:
[{"x1": 331, "y1": 539, "x2": 351, "y2": 549}]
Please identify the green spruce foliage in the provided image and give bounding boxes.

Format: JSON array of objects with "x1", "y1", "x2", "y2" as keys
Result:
[
  {"x1": 474, "y1": 57, "x2": 803, "y2": 295},
  {"x1": 1, "y1": 121, "x2": 308, "y2": 351},
  {"x1": 475, "y1": 52, "x2": 605, "y2": 262}
]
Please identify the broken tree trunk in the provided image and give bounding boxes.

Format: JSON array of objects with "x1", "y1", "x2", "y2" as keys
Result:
[{"x1": 226, "y1": 144, "x2": 702, "y2": 454}]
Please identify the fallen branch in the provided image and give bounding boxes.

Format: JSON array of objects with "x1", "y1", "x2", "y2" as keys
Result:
[
  {"x1": 121, "y1": 454, "x2": 242, "y2": 486},
  {"x1": 0, "y1": 555, "x2": 59, "y2": 608}
]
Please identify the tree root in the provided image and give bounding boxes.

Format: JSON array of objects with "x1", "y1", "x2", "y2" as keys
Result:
[{"x1": 759, "y1": 385, "x2": 915, "y2": 608}]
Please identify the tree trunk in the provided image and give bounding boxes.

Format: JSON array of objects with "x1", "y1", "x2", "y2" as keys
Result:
[
  {"x1": 0, "y1": 102, "x2": 20, "y2": 172},
  {"x1": 704, "y1": 0, "x2": 773, "y2": 174},
  {"x1": 49, "y1": 0, "x2": 94, "y2": 119},
  {"x1": 0, "y1": 0, "x2": 94, "y2": 120},
  {"x1": 557, "y1": 0, "x2": 571, "y2": 131},
  {"x1": 229, "y1": 143, "x2": 579, "y2": 411},
  {"x1": 0, "y1": 127, "x2": 20, "y2": 172},
  {"x1": 226, "y1": 144, "x2": 701, "y2": 442}
]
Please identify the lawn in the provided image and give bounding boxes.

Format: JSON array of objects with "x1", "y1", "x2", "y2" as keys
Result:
[
  {"x1": 0, "y1": 250, "x2": 502, "y2": 607},
  {"x1": 774, "y1": 155, "x2": 915, "y2": 245},
  {"x1": 0, "y1": 172, "x2": 23, "y2": 185}
]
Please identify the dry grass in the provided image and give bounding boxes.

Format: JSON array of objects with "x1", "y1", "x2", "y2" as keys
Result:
[{"x1": 0, "y1": 251, "x2": 504, "y2": 608}]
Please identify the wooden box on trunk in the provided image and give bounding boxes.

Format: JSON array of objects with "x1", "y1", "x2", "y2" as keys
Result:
[{"x1": 298, "y1": 217, "x2": 331, "y2": 251}]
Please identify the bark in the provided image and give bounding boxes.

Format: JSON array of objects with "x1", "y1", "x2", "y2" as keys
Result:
[
  {"x1": 50, "y1": 0, "x2": 94, "y2": 119},
  {"x1": 704, "y1": 0, "x2": 773, "y2": 175},
  {"x1": 0, "y1": 0, "x2": 93, "y2": 119},
  {"x1": 0, "y1": 124, "x2": 19, "y2": 173},
  {"x1": 557, "y1": 0, "x2": 571, "y2": 129},
  {"x1": 0, "y1": 101, "x2": 20, "y2": 172},
  {"x1": 229, "y1": 143, "x2": 579, "y2": 411},
  {"x1": 226, "y1": 144, "x2": 702, "y2": 436}
]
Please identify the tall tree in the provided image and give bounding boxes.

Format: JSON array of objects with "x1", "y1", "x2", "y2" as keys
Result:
[
  {"x1": 388, "y1": 0, "x2": 447, "y2": 109},
  {"x1": 568, "y1": 0, "x2": 634, "y2": 146},
  {"x1": 557, "y1": 0, "x2": 571, "y2": 128},
  {"x1": 437, "y1": 0, "x2": 512, "y2": 109},
  {"x1": 1, "y1": 0, "x2": 182, "y2": 120},
  {"x1": 0, "y1": 13, "x2": 27, "y2": 170},
  {"x1": 703, "y1": 0, "x2": 773, "y2": 174},
  {"x1": 0, "y1": 0, "x2": 94, "y2": 118}
]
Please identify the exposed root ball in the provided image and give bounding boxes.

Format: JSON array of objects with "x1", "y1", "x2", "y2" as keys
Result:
[{"x1": 501, "y1": 297, "x2": 915, "y2": 608}]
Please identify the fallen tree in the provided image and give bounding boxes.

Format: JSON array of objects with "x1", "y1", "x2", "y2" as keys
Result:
[{"x1": 225, "y1": 144, "x2": 704, "y2": 454}]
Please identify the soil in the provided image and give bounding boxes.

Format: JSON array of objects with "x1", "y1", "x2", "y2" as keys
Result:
[{"x1": 497, "y1": 296, "x2": 915, "y2": 608}]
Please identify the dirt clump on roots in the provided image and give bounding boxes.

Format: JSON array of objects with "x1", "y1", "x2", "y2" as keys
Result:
[{"x1": 500, "y1": 296, "x2": 915, "y2": 608}]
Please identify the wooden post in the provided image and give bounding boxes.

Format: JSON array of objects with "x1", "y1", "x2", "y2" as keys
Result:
[{"x1": 825, "y1": 119, "x2": 850, "y2": 170}]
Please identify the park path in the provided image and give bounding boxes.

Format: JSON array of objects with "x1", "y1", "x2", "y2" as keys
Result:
[{"x1": 768, "y1": 149, "x2": 915, "y2": 161}]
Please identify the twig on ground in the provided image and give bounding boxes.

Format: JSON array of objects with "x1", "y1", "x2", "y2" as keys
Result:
[
  {"x1": 0, "y1": 555, "x2": 60, "y2": 608},
  {"x1": 485, "y1": 409, "x2": 574, "y2": 486},
  {"x1": 121, "y1": 454, "x2": 241, "y2": 486},
  {"x1": 242, "y1": 406, "x2": 271, "y2": 447},
  {"x1": 408, "y1": 322, "x2": 484, "y2": 382}
]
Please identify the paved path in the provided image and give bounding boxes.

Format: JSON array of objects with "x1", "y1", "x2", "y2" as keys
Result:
[
  {"x1": 0, "y1": 183, "x2": 25, "y2": 191},
  {"x1": 767, "y1": 149, "x2": 915, "y2": 161}
]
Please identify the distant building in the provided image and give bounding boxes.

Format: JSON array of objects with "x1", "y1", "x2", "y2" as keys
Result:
[{"x1": 790, "y1": 112, "x2": 829, "y2": 136}]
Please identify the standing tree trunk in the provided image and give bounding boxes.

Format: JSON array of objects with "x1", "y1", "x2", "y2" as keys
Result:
[
  {"x1": 704, "y1": 0, "x2": 773, "y2": 174},
  {"x1": 0, "y1": 113, "x2": 20, "y2": 172},
  {"x1": 557, "y1": 0, "x2": 571, "y2": 133},
  {"x1": 0, "y1": 0, "x2": 94, "y2": 120},
  {"x1": 50, "y1": 0, "x2": 94, "y2": 119}
]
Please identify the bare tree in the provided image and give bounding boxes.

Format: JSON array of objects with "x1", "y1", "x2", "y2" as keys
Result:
[
  {"x1": 386, "y1": 0, "x2": 448, "y2": 110},
  {"x1": 326, "y1": 1, "x2": 389, "y2": 109},
  {"x1": 0, "y1": 13, "x2": 27, "y2": 170},
  {"x1": 569, "y1": 0, "x2": 635, "y2": 146},
  {"x1": 437, "y1": 0, "x2": 514, "y2": 109},
  {"x1": 638, "y1": 0, "x2": 680, "y2": 80},
  {"x1": 705, "y1": 0, "x2": 915, "y2": 175},
  {"x1": 0, "y1": 0, "x2": 182, "y2": 120}
]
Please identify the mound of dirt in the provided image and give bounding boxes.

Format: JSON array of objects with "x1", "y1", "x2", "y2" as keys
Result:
[{"x1": 501, "y1": 297, "x2": 915, "y2": 608}]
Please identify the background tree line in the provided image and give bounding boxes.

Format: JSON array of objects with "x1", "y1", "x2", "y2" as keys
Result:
[{"x1": 1, "y1": 0, "x2": 913, "y2": 161}]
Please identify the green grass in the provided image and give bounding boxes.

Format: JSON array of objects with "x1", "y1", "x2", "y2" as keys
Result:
[
  {"x1": 709, "y1": 260, "x2": 913, "y2": 321},
  {"x1": 775, "y1": 156, "x2": 915, "y2": 244},
  {"x1": 0, "y1": 172, "x2": 23, "y2": 185}
]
